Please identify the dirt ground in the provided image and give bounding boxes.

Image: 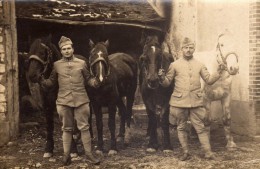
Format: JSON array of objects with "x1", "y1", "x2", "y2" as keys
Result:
[{"x1": 1, "y1": 112, "x2": 260, "y2": 169}]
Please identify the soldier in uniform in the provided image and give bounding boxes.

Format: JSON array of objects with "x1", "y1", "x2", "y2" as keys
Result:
[
  {"x1": 158, "y1": 37, "x2": 224, "y2": 161},
  {"x1": 40, "y1": 36, "x2": 100, "y2": 165}
]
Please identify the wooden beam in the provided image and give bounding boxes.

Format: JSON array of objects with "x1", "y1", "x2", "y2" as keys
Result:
[
  {"x1": 18, "y1": 17, "x2": 166, "y2": 33},
  {"x1": 3, "y1": 0, "x2": 19, "y2": 138}
]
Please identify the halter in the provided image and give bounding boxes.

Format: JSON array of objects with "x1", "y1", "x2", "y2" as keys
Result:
[
  {"x1": 142, "y1": 45, "x2": 163, "y2": 89},
  {"x1": 216, "y1": 42, "x2": 239, "y2": 75},
  {"x1": 29, "y1": 43, "x2": 53, "y2": 76},
  {"x1": 89, "y1": 56, "x2": 111, "y2": 78},
  {"x1": 89, "y1": 45, "x2": 111, "y2": 79}
]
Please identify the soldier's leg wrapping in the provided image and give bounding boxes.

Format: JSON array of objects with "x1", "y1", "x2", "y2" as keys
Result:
[
  {"x1": 170, "y1": 106, "x2": 189, "y2": 153},
  {"x1": 190, "y1": 106, "x2": 212, "y2": 154},
  {"x1": 57, "y1": 105, "x2": 74, "y2": 155}
]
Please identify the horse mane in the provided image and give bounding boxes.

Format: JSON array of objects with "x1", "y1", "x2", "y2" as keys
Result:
[
  {"x1": 28, "y1": 39, "x2": 42, "y2": 56},
  {"x1": 48, "y1": 43, "x2": 61, "y2": 62}
]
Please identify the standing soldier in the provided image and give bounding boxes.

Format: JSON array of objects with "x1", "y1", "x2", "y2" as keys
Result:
[
  {"x1": 158, "y1": 37, "x2": 224, "y2": 161},
  {"x1": 39, "y1": 36, "x2": 100, "y2": 166}
]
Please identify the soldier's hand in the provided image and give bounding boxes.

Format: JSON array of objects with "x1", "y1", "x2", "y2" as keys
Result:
[
  {"x1": 158, "y1": 69, "x2": 166, "y2": 81},
  {"x1": 217, "y1": 63, "x2": 227, "y2": 74},
  {"x1": 37, "y1": 74, "x2": 44, "y2": 84},
  {"x1": 89, "y1": 78, "x2": 100, "y2": 88}
]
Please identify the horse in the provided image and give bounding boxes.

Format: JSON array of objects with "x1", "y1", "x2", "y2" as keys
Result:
[
  {"x1": 27, "y1": 35, "x2": 79, "y2": 157},
  {"x1": 194, "y1": 32, "x2": 239, "y2": 149},
  {"x1": 87, "y1": 39, "x2": 138, "y2": 156},
  {"x1": 139, "y1": 35, "x2": 174, "y2": 152}
]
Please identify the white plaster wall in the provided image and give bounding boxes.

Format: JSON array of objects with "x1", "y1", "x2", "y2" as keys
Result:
[{"x1": 196, "y1": 0, "x2": 249, "y2": 102}]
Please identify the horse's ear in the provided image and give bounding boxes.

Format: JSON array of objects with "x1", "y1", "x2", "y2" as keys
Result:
[
  {"x1": 104, "y1": 40, "x2": 109, "y2": 47},
  {"x1": 89, "y1": 39, "x2": 95, "y2": 49},
  {"x1": 46, "y1": 34, "x2": 52, "y2": 46}
]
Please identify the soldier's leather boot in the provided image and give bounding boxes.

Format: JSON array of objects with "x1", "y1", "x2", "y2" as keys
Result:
[
  {"x1": 205, "y1": 151, "x2": 222, "y2": 161},
  {"x1": 62, "y1": 154, "x2": 71, "y2": 166},
  {"x1": 179, "y1": 152, "x2": 191, "y2": 161},
  {"x1": 85, "y1": 152, "x2": 100, "y2": 165}
]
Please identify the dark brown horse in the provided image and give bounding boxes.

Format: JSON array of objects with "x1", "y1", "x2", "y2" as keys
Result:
[
  {"x1": 27, "y1": 35, "x2": 79, "y2": 158},
  {"x1": 87, "y1": 40, "x2": 137, "y2": 156},
  {"x1": 139, "y1": 35, "x2": 174, "y2": 152}
]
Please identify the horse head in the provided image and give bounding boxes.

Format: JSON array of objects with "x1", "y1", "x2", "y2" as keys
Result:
[
  {"x1": 216, "y1": 33, "x2": 239, "y2": 75},
  {"x1": 89, "y1": 39, "x2": 110, "y2": 84},
  {"x1": 140, "y1": 35, "x2": 163, "y2": 89},
  {"x1": 28, "y1": 35, "x2": 61, "y2": 83}
]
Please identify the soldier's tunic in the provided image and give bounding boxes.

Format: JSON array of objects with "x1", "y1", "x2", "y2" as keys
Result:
[{"x1": 160, "y1": 56, "x2": 220, "y2": 153}]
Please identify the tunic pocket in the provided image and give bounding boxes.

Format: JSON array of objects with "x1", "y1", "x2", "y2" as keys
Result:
[{"x1": 172, "y1": 92, "x2": 182, "y2": 98}]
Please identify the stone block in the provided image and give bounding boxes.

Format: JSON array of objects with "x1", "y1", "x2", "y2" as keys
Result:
[
  {"x1": 0, "y1": 84, "x2": 5, "y2": 92},
  {"x1": 0, "y1": 36, "x2": 2, "y2": 43},
  {"x1": 0, "y1": 44, "x2": 4, "y2": 53},
  {"x1": 0, "y1": 93, "x2": 6, "y2": 102},
  {"x1": 0, "y1": 102, "x2": 6, "y2": 113},
  {"x1": 0, "y1": 63, "x2": 5, "y2": 73},
  {"x1": 0, "y1": 53, "x2": 4, "y2": 63}
]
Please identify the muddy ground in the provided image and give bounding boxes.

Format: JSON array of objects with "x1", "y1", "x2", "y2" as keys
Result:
[{"x1": 1, "y1": 111, "x2": 260, "y2": 169}]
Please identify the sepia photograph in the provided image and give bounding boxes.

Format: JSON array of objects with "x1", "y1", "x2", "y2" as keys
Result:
[{"x1": 0, "y1": 0, "x2": 257, "y2": 168}]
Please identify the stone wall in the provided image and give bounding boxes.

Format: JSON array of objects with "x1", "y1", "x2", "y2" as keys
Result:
[
  {"x1": 0, "y1": 0, "x2": 9, "y2": 146},
  {"x1": 0, "y1": 0, "x2": 18, "y2": 146}
]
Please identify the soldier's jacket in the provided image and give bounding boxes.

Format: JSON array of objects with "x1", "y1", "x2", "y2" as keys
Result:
[
  {"x1": 160, "y1": 56, "x2": 220, "y2": 108},
  {"x1": 41, "y1": 55, "x2": 96, "y2": 107}
]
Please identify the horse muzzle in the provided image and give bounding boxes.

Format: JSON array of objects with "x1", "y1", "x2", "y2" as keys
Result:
[
  {"x1": 147, "y1": 78, "x2": 160, "y2": 89},
  {"x1": 227, "y1": 66, "x2": 239, "y2": 75}
]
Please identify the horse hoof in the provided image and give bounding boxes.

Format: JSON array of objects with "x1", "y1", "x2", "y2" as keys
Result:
[
  {"x1": 108, "y1": 150, "x2": 118, "y2": 156},
  {"x1": 70, "y1": 153, "x2": 78, "y2": 158},
  {"x1": 43, "y1": 152, "x2": 53, "y2": 158},
  {"x1": 146, "y1": 148, "x2": 156, "y2": 153},
  {"x1": 163, "y1": 149, "x2": 173, "y2": 154},
  {"x1": 117, "y1": 136, "x2": 124, "y2": 142},
  {"x1": 125, "y1": 127, "x2": 131, "y2": 144},
  {"x1": 226, "y1": 142, "x2": 237, "y2": 150},
  {"x1": 95, "y1": 150, "x2": 104, "y2": 156}
]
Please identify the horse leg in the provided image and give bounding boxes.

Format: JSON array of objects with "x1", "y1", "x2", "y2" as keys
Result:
[
  {"x1": 43, "y1": 107, "x2": 54, "y2": 158},
  {"x1": 221, "y1": 95, "x2": 237, "y2": 149},
  {"x1": 116, "y1": 98, "x2": 126, "y2": 143},
  {"x1": 108, "y1": 105, "x2": 118, "y2": 156},
  {"x1": 203, "y1": 98, "x2": 212, "y2": 143},
  {"x1": 146, "y1": 108, "x2": 158, "y2": 152},
  {"x1": 93, "y1": 104, "x2": 104, "y2": 155},
  {"x1": 125, "y1": 91, "x2": 136, "y2": 145},
  {"x1": 89, "y1": 103, "x2": 94, "y2": 139},
  {"x1": 161, "y1": 106, "x2": 172, "y2": 152}
]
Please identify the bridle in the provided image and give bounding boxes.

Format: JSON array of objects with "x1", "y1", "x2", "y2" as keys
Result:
[
  {"x1": 216, "y1": 42, "x2": 239, "y2": 75},
  {"x1": 89, "y1": 46, "x2": 111, "y2": 79},
  {"x1": 142, "y1": 44, "x2": 163, "y2": 89},
  {"x1": 29, "y1": 43, "x2": 53, "y2": 76}
]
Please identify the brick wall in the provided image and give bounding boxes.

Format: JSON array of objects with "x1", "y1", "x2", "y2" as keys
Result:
[{"x1": 249, "y1": 0, "x2": 260, "y2": 135}]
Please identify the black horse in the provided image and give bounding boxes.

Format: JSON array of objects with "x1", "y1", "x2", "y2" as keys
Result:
[
  {"x1": 139, "y1": 35, "x2": 174, "y2": 152},
  {"x1": 87, "y1": 40, "x2": 137, "y2": 156},
  {"x1": 27, "y1": 35, "x2": 79, "y2": 157}
]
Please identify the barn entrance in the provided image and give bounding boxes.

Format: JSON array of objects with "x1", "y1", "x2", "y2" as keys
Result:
[{"x1": 15, "y1": 0, "x2": 167, "y2": 123}]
